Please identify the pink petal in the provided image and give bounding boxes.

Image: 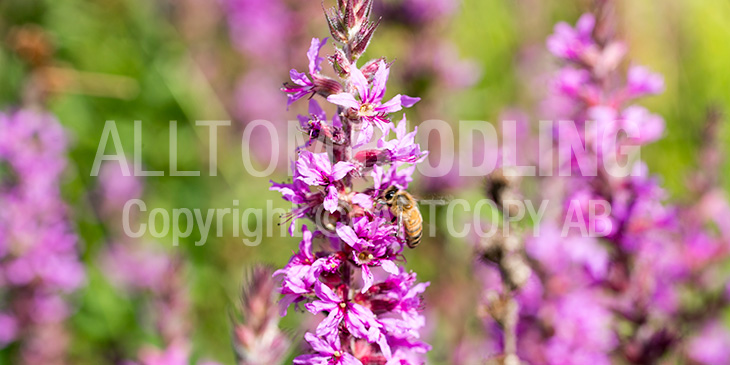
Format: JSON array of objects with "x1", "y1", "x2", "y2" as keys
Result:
[
  {"x1": 290, "y1": 69, "x2": 310, "y2": 87},
  {"x1": 336, "y1": 223, "x2": 360, "y2": 248},
  {"x1": 315, "y1": 280, "x2": 342, "y2": 303},
  {"x1": 316, "y1": 309, "x2": 344, "y2": 338},
  {"x1": 375, "y1": 95, "x2": 403, "y2": 114},
  {"x1": 352, "y1": 193, "x2": 373, "y2": 210},
  {"x1": 331, "y1": 161, "x2": 356, "y2": 181},
  {"x1": 371, "y1": 60, "x2": 390, "y2": 102},
  {"x1": 349, "y1": 64, "x2": 370, "y2": 101},
  {"x1": 323, "y1": 185, "x2": 339, "y2": 213},
  {"x1": 360, "y1": 265, "x2": 374, "y2": 293},
  {"x1": 353, "y1": 121, "x2": 374, "y2": 149},
  {"x1": 380, "y1": 260, "x2": 399, "y2": 275},
  {"x1": 307, "y1": 37, "x2": 328, "y2": 74},
  {"x1": 341, "y1": 353, "x2": 364, "y2": 365},
  {"x1": 304, "y1": 332, "x2": 335, "y2": 354},
  {"x1": 327, "y1": 93, "x2": 360, "y2": 109},
  {"x1": 400, "y1": 95, "x2": 421, "y2": 108}
]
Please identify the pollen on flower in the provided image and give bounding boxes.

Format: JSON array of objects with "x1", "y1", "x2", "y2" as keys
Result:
[
  {"x1": 358, "y1": 251, "x2": 374, "y2": 263},
  {"x1": 359, "y1": 103, "x2": 376, "y2": 116}
]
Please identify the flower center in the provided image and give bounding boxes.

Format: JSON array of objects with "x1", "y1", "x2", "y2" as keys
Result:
[
  {"x1": 358, "y1": 103, "x2": 376, "y2": 116},
  {"x1": 333, "y1": 351, "x2": 342, "y2": 358},
  {"x1": 339, "y1": 302, "x2": 347, "y2": 309},
  {"x1": 358, "y1": 251, "x2": 375, "y2": 264}
]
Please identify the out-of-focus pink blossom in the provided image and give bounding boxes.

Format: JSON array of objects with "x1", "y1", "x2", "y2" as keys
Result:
[
  {"x1": 688, "y1": 323, "x2": 730, "y2": 365},
  {"x1": 0, "y1": 109, "x2": 83, "y2": 362}
]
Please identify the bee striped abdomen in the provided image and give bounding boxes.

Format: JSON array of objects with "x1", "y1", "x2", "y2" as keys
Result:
[
  {"x1": 405, "y1": 215, "x2": 422, "y2": 248},
  {"x1": 404, "y1": 210, "x2": 423, "y2": 248}
]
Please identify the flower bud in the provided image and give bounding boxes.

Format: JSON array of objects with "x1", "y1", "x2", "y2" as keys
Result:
[{"x1": 312, "y1": 75, "x2": 344, "y2": 98}]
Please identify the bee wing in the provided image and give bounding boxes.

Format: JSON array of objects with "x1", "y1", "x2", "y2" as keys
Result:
[{"x1": 395, "y1": 205, "x2": 405, "y2": 235}]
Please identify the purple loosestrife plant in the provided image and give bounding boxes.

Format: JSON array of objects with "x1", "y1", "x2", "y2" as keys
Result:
[
  {"x1": 477, "y1": 5, "x2": 730, "y2": 364},
  {"x1": 273, "y1": 1, "x2": 429, "y2": 363},
  {"x1": 0, "y1": 109, "x2": 85, "y2": 364}
]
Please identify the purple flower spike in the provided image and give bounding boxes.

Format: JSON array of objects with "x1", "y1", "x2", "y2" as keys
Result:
[{"x1": 273, "y1": 2, "x2": 429, "y2": 362}]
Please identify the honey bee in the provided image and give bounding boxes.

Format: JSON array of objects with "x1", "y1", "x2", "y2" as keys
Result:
[{"x1": 379, "y1": 186, "x2": 423, "y2": 248}]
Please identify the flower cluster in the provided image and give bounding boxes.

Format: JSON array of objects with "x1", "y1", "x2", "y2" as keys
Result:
[
  {"x1": 0, "y1": 109, "x2": 85, "y2": 363},
  {"x1": 477, "y1": 9, "x2": 730, "y2": 364},
  {"x1": 272, "y1": 1, "x2": 430, "y2": 363}
]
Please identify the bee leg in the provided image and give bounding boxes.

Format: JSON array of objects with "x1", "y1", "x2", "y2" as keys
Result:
[{"x1": 397, "y1": 211, "x2": 404, "y2": 239}]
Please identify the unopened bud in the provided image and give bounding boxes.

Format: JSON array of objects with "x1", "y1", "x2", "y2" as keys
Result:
[
  {"x1": 360, "y1": 57, "x2": 388, "y2": 81},
  {"x1": 313, "y1": 75, "x2": 344, "y2": 98},
  {"x1": 354, "y1": 148, "x2": 391, "y2": 169},
  {"x1": 329, "y1": 50, "x2": 351, "y2": 78}
]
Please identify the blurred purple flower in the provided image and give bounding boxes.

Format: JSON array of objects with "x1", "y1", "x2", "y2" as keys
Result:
[
  {"x1": 688, "y1": 323, "x2": 730, "y2": 365},
  {"x1": 626, "y1": 65, "x2": 665, "y2": 98},
  {"x1": 0, "y1": 109, "x2": 83, "y2": 362},
  {"x1": 546, "y1": 14, "x2": 596, "y2": 62}
]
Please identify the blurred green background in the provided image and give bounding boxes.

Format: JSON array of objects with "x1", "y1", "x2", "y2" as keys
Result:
[{"x1": 1, "y1": 0, "x2": 729, "y2": 363}]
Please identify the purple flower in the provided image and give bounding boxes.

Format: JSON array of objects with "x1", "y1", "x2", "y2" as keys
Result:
[
  {"x1": 296, "y1": 151, "x2": 356, "y2": 213},
  {"x1": 223, "y1": 0, "x2": 291, "y2": 59},
  {"x1": 620, "y1": 105, "x2": 665, "y2": 145},
  {"x1": 336, "y1": 218, "x2": 400, "y2": 293},
  {"x1": 274, "y1": 226, "x2": 328, "y2": 315},
  {"x1": 626, "y1": 65, "x2": 665, "y2": 98},
  {"x1": 297, "y1": 100, "x2": 346, "y2": 149},
  {"x1": 0, "y1": 313, "x2": 18, "y2": 345},
  {"x1": 542, "y1": 291, "x2": 616, "y2": 365},
  {"x1": 283, "y1": 38, "x2": 343, "y2": 108},
  {"x1": 377, "y1": 269, "x2": 429, "y2": 333},
  {"x1": 553, "y1": 67, "x2": 591, "y2": 98},
  {"x1": 546, "y1": 14, "x2": 596, "y2": 62},
  {"x1": 294, "y1": 333, "x2": 363, "y2": 365},
  {"x1": 688, "y1": 322, "x2": 730, "y2": 365},
  {"x1": 270, "y1": 161, "x2": 324, "y2": 234},
  {"x1": 101, "y1": 243, "x2": 175, "y2": 292},
  {"x1": 378, "y1": 115, "x2": 428, "y2": 164},
  {"x1": 372, "y1": 163, "x2": 415, "y2": 195},
  {"x1": 305, "y1": 281, "x2": 385, "y2": 348},
  {"x1": 98, "y1": 160, "x2": 142, "y2": 209},
  {"x1": 0, "y1": 109, "x2": 83, "y2": 362},
  {"x1": 327, "y1": 61, "x2": 420, "y2": 132}
]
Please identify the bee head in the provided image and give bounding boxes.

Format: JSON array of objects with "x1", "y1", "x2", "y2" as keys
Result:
[{"x1": 380, "y1": 186, "x2": 399, "y2": 204}]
